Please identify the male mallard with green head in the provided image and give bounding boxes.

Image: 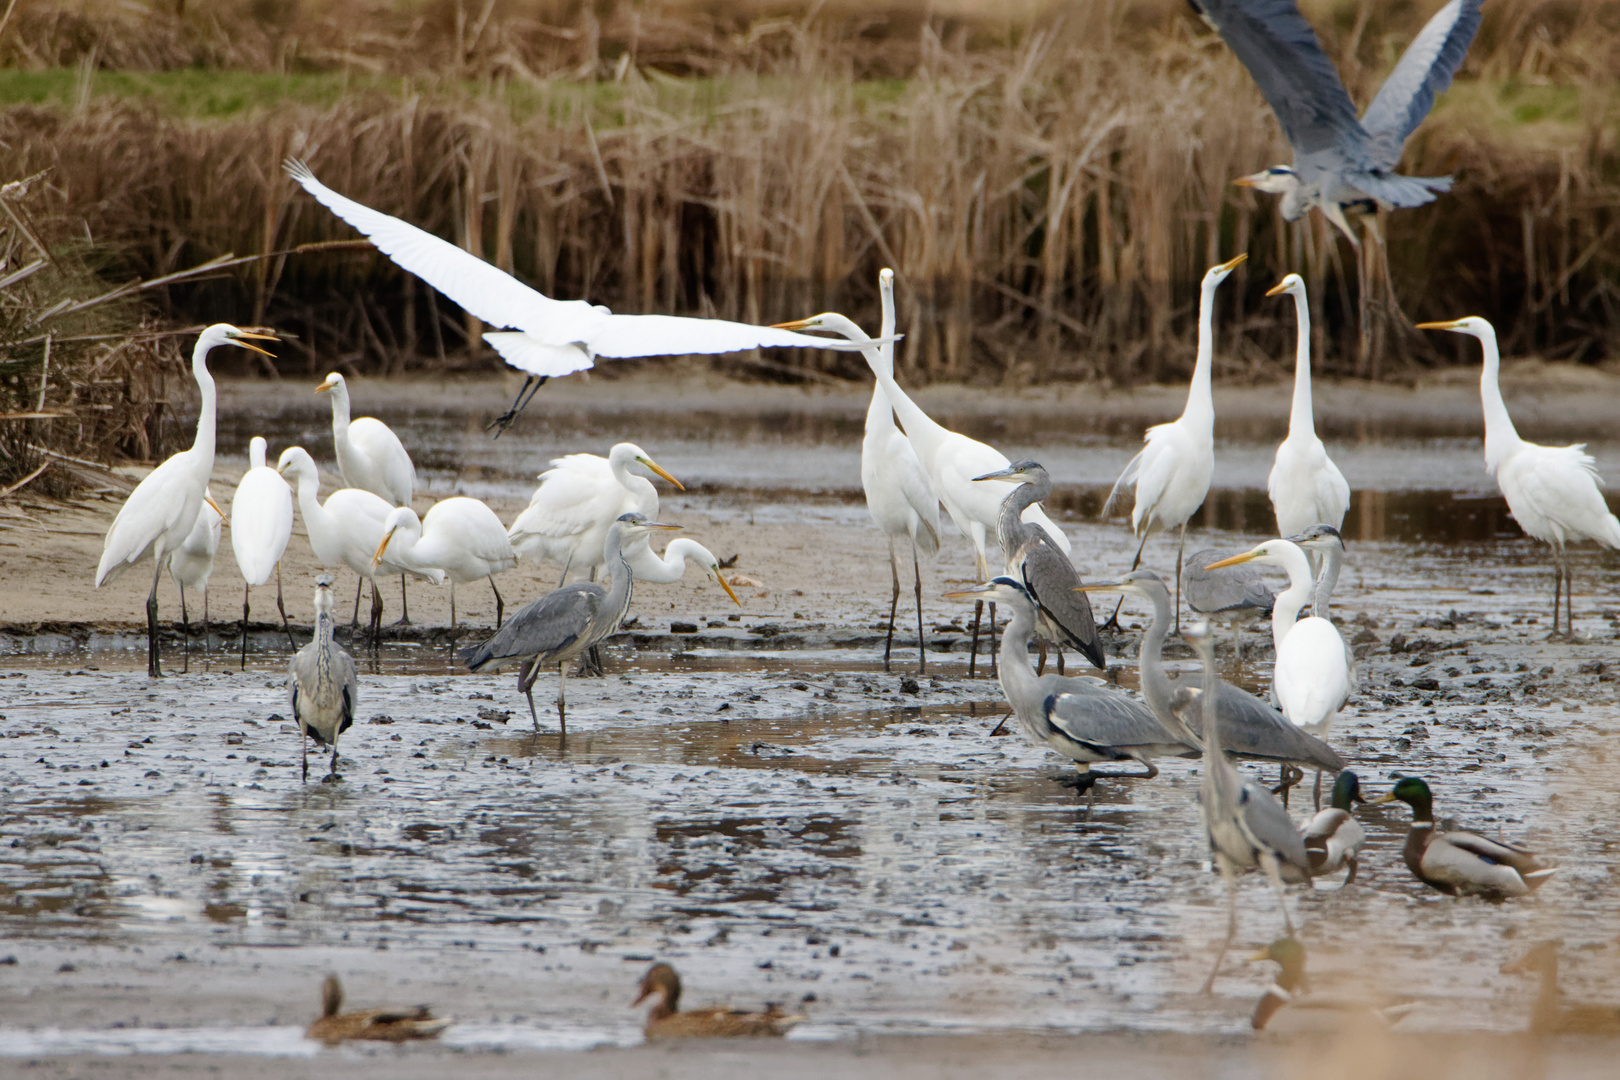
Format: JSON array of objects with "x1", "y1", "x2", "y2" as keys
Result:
[
  {"x1": 634, "y1": 962, "x2": 801, "y2": 1039},
  {"x1": 305, "y1": 975, "x2": 452, "y2": 1045},
  {"x1": 1300, "y1": 770, "x2": 1367, "y2": 883},
  {"x1": 1251, "y1": 938, "x2": 1417, "y2": 1031},
  {"x1": 1501, "y1": 941, "x2": 1620, "y2": 1035},
  {"x1": 1371, "y1": 776, "x2": 1555, "y2": 900}
]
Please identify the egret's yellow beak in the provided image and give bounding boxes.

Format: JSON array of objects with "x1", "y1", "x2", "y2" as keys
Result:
[
  {"x1": 1231, "y1": 172, "x2": 1263, "y2": 188},
  {"x1": 370, "y1": 526, "x2": 397, "y2": 570},
  {"x1": 713, "y1": 569, "x2": 742, "y2": 607},
  {"x1": 1217, "y1": 253, "x2": 1247, "y2": 273},
  {"x1": 770, "y1": 317, "x2": 815, "y2": 332},
  {"x1": 637, "y1": 457, "x2": 684, "y2": 492},
  {"x1": 1415, "y1": 319, "x2": 1466, "y2": 331},
  {"x1": 1202, "y1": 551, "x2": 1260, "y2": 570},
  {"x1": 1264, "y1": 279, "x2": 1292, "y2": 297},
  {"x1": 315, "y1": 376, "x2": 338, "y2": 394},
  {"x1": 227, "y1": 331, "x2": 279, "y2": 358},
  {"x1": 205, "y1": 493, "x2": 229, "y2": 525}
]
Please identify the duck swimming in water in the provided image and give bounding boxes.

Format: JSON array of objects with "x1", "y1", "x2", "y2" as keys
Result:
[{"x1": 304, "y1": 975, "x2": 451, "y2": 1045}]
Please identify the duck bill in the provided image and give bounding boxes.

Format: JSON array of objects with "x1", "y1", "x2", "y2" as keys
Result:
[
  {"x1": 638, "y1": 457, "x2": 685, "y2": 491},
  {"x1": 205, "y1": 494, "x2": 229, "y2": 524},
  {"x1": 370, "y1": 527, "x2": 397, "y2": 570},
  {"x1": 1202, "y1": 551, "x2": 1259, "y2": 570},
  {"x1": 770, "y1": 317, "x2": 813, "y2": 331},
  {"x1": 1367, "y1": 792, "x2": 1399, "y2": 805},
  {"x1": 714, "y1": 571, "x2": 742, "y2": 608},
  {"x1": 1414, "y1": 319, "x2": 1465, "y2": 332}
]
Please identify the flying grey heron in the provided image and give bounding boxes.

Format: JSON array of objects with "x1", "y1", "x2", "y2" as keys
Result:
[
  {"x1": 1184, "y1": 620, "x2": 1313, "y2": 994},
  {"x1": 288, "y1": 574, "x2": 358, "y2": 782},
  {"x1": 1183, "y1": 546, "x2": 1276, "y2": 661},
  {"x1": 463, "y1": 512, "x2": 678, "y2": 738},
  {"x1": 1191, "y1": 0, "x2": 1484, "y2": 245},
  {"x1": 946, "y1": 577, "x2": 1197, "y2": 807},
  {"x1": 1077, "y1": 570, "x2": 1343, "y2": 805},
  {"x1": 974, "y1": 461, "x2": 1106, "y2": 674}
]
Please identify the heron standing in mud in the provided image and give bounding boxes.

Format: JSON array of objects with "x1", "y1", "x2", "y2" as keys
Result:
[{"x1": 289, "y1": 574, "x2": 358, "y2": 782}]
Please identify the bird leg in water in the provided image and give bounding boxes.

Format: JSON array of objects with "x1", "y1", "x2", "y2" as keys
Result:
[
  {"x1": 883, "y1": 540, "x2": 900, "y2": 672},
  {"x1": 277, "y1": 564, "x2": 295, "y2": 649},
  {"x1": 179, "y1": 582, "x2": 191, "y2": 674},
  {"x1": 1174, "y1": 523, "x2": 1187, "y2": 634},
  {"x1": 1056, "y1": 644, "x2": 1065, "y2": 676},
  {"x1": 1271, "y1": 764, "x2": 1304, "y2": 807},
  {"x1": 201, "y1": 590, "x2": 210, "y2": 656},
  {"x1": 367, "y1": 580, "x2": 384, "y2": 650},
  {"x1": 1102, "y1": 530, "x2": 1152, "y2": 632},
  {"x1": 1035, "y1": 638, "x2": 1047, "y2": 676},
  {"x1": 518, "y1": 658, "x2": 540, "y2": 731},
  {"x1": 987, "y1": 602, "x2": 998, "y2": 677},
  {"x1": 448, "y1": 582, "x2": 458, "y2": 648},
  {"x1": 489, "y1": 576, "x2": 505, "y2": 629},
  {"x1": 911, "y1": 543, "x2": 926, "y2": 675},
  {"x1": 301, "y1": 729, "x2": 308, "y2": 782},
  {"x1": 1201, "y1": 855, "x2": 1241, "y2": 995},
  {"x1": 554, "y1": 662, "x2": 568, "y2": 739},
  {"x1": 967, "y1": 600, "x2": 985, "y2": 678},
  {"x1": 323, "y1": 746, "x2": 340, "y2": 783},
  {"x1": 486, "y1": 374, "x2": 549, "y2": 436},
  {"x1": 1259, "y1": 850, "x2": 1298, "y2": 937},
  {"x1": 351, "y1": 577, "x2": 364, "y2": 628},
  {"x1": 1313, "y1": 768, "x2": 1324, "y2": 811},
  {"x1": 147, "y1": 560, "x2": 164, "y2": 678}
]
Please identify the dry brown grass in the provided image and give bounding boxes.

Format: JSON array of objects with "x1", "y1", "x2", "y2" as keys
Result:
[{"x1": 1, "y1": 0, "x2": 1617, "y2": 390}]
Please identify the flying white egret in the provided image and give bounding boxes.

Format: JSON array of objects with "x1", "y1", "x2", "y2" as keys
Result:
[
  {"x1": 95, "y1": 324, "x2": 276, "y2": 677},
  {"x1": 167, "y1": 487, "x2": 224, "y2": 665},
  {"x1": 1266, "y1": 275, "x2": 1349, "y2": 542},
  {"x1": 277, "y1": 447, "x2": 445, "y2": 644},
  {"x1": 1418, "y1": 316, "x2": 1620, "y2": 635},
  {"x1": 284, "y1": 160, "x2": 892, "y2": 432},
  {"x1": 231, "y1": 436, "x2": 296, "y2": 667},
  {"x1": 507, "y1": 443, "x2": 683, "y2": 585},
  {"x1": 622, "y1": 535, "x2": 742, "y2": 608},
  {"x1": 372, "y1": 498, "x2": 517, "y2": 636},
  {"x1": 1102, "y1": 254, "x2": 1246, "y2": 629},
  {"x1": 774, "y1": 302, "x2": 1070, "y2": 677},
  {"x1": 862, "y1": 268, "x2": 940, "y2": 673}
]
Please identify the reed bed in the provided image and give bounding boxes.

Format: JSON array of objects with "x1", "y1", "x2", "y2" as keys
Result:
[{"x1": 1, "y1": 0, "x2": 1616, "y2": 393}]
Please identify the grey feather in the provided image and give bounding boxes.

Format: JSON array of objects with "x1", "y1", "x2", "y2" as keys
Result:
[{"x1": 288, "y1": 574, "x2": 358, "y2": 780}]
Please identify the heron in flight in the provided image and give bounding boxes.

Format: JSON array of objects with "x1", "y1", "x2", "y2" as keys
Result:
[
  {"x1": 284, "y1": 161, "x2": 891, "y2": 432},
  {"x1": 1191, "y1": 0, "x2": 1484, "y2": 244}
]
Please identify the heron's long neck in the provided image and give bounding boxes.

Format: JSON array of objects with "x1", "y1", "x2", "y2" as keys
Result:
[
  {"x1": 996, "y1": 482, "x2": 1041, "y2": 566},
  {"x1": 1184, "y1": 280, "x2": 1219, "y2": 425},
  {"x1": 1287, "y1": 289, "x2": 1315, "y2": 439},
  {"x1": 995, "y1": 601, "x2": 1047, "y2": 740},
  {"x1": 599, "y1": 526, "x2": 637, "y2": 631},
  {"x1": 314, "y1": 598, "x2": 335, "y2": 648},
  {"x1": 1477, "y1": 332, "x2": 1523, "y2": 476},
  {"x1": 1135, "y1": 586, "x2": 1175, "y2": 724},
  {"x1": 1269, "y1": 550, "x2": 1315, "y2": 652},
  {"x1": 1311, "y1": 546, "x2": 1342, "y2": 621}
]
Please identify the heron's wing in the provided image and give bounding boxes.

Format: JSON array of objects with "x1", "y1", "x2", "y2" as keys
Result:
[
  {"x1": 584, "y1": 313, "x2": 889, "y2": 359},
  {"x1": 1046, "y1": 684, "x2": 1179, "y2": 750},
  {"x1": 464, "y1": 583, "x2": 602, "y2": 670},
  {"x1": 1185, "y1": 549, "x2": 1276, "y2": 615},
  {"x1": 1180, "y1": 679, "x2": 1345, "y2": 772},
  {"x1": 1020, "y1": 541, "x2": 1106, "y2": 669},
  {"x1": 1360, "y1": 0, "x2": 1484, "y2": 168},
  {"x1": 1188, "y1": 0, "x2": 1366, "y2": 159},
  {"x1": 1238, "y1": 780, "x2": 1311, "y2": 870},
  {"x1": 285, "y1": 159, "x2": 595, "y2": 334}
]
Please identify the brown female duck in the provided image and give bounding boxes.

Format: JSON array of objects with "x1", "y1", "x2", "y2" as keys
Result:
[
  {"x1": 305, "y1": 975, "x2": 453, "y2": 1045},
  {"x1": 1501, "y1": 942, "x2": 1620, "y2": 1035},
  {"x1": 634, "y1": 962, "x2": 801, "y2": 1039}
]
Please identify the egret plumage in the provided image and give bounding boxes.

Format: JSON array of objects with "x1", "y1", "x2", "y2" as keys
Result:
[
  {"x1": 623, "y1": 536, "x2": 742, "y2": 608},
  {"x1": 231, "y1": 436, "x2": 296, "y2": 666},
  {"x1": 372, "y1": 498, "x2": 517, "y2": 635},
  {"x1": 284, "y1": 160, "x2": 888, "y2": 432},
  {"x1": 1266, "y1": 275, "x2": 1349, "y2": 540},
  {"x1": 288, "y1": 574, "x2": 358, "y2": 782},
  {"x1": 94, "y1": 323, "x2": 275, "y2": 677},
  {"x1": 1418, "y1": 316, "x2": 1620, "y2": 635},
  {"x1": 1102, "y1": 255, "x2": 1245, "y2": 629}
]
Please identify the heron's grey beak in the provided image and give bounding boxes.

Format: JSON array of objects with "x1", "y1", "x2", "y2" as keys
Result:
[
  {"x1": 770, "y1": 317, "x2": 815, "y2": 331},
  {"x1": 205, "y1": 493, "x2": 229, "y2": 525},
  {"x1": 1073, "y1": 580, "x2": 1124, "y2": 593},
  {"x1": 637, "y1": 457, "x2": 685, "y2": 492},
  {"x1": 641, "y1": 521, "x2": 682, "y2": 531},
  {"x1": 370, "y1": 527, "x2": 397, "y2": 570},
  {"x1": 972, "y1": 468, "x2": 1021, "y2": 483},
  {"x1": 713, "y1": 570, "x2": 742, "y2": 608},
  {"x1": 1414, "y1": 319, "x2": 1466, "y2": 332},
  {"x1": 1202, "y1": 551, "x2": 1259, "y2": 570},
  {"x1": 943, "y1": 583, "x2": 994, "y2": 599}
]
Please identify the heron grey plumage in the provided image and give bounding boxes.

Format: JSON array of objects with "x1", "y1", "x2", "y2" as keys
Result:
[
  {"x1": 947, "y1": 577, "x2": 1196, "y2": 804},
  {"x1": 974, "y1": 462, "x2": 1106, "y2": 674},
  {"x1": 463, "y1": 513, "x2": 678, "y2": 738},
  {"x1": 1284, "y1": 524, "x2": 1345, "y2": 620},
  {"x1": 1191, "y1": 0, "x2": 1484, "y2": 243},
  {"x1": 1185, "y1": 620, "x2": 1313, "y2": 994},
  {"x1": 1183, "y1": 547, "x2": 1276, "y2": 660},
  {"x1": 288, "y1": 574, "x2": 358, "y2": 782}
]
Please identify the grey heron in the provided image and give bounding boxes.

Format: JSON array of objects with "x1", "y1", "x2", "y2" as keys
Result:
[
  {"x1": 94, "y1": 324, "x2": 275, "y2": 677},
  {"x1": 1370, "y1": 777, "x2": 1556, "y2": 900},
  {"x1": 1191, "y1": 0, "x2": 1484, "y2": 244},
  {"x1": 288, "y1": 574, "x2": 358, "y2": 782},
  {"x1": 974, "y1": 461, "x2": 1106, "y2": 674},
  {"x1": 1417, "y1": 316, "x2": 1620, "y2": 635},
  {"x1": 1101, "y1": 255, "x2": 1245, "y2": 631},
  {"x1": 231, "y1": 436, "x2": 296, "y2": 668},
  {"x1": 1077, "y1": 570, "x2": 1344, "y2": 804},
  {"x1": 464, "y1": 512, "x2": 678, "y2": 738},
  {"x1": 947, "y1": 577, "x2": 1197, "y2": 805},
  {"x1": 1285, "y1": 523, "x2": 1347, "y2": 620},
  {"x1": 1184, "y1": 620, "x2": 1313, "y2": 994},
  {"x1": 1183, "y1": 546, "x2": 1275, "y2": 661}
]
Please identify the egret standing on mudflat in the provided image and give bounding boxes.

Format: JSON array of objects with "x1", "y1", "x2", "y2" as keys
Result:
[
  {"x1": 862, "y1": 269, "x2": 940, "y2": 673},
  {"x1": 1193, "y1": 0, "x2": 1484, "y2": 244},
  {"x1": 774, "y1": 304, "x2": 1069, "y2": 677},
  {"x1": 284, "y1": 161, "x2": 888, "y2": 432},
  {"x1": 1266, "y1": 275, "x2": 1349, "y2": 540},
  {"x1": 95, "y1": 324, "x2": 276, "y2": 677},
  {"x1": 464, "y1": 513, "x2": 678, "y2": 738},
  {"x1": 974, "y1": 461, "x2": 1105, "y2": 673},
  {"x1": 1103, "y1": 255, "x2": 1246, "y2": 629},
  {"x1": 1418, "y1": 316, "x2": 1620, "y2": 635},
  {"x1": 231, "y1": 436, "x2": 296, "y2": 667},
  {"x1": 508, "y1": 443, "x2": 683, "y2": 585},
  {"x1": 372, "y1": 497, "x2": 517, "y2": 636},
  {"x1": 1184, "y1": 621, "x2": 1313, "y2": 994},
  {"x1": 288, "y1": 574, "x2": 358, "y2": 782},
  {"x1": 167, "y1": 488, "x2": 224, "y2": 662}
]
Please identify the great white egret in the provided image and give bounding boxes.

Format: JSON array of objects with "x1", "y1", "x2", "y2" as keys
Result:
[
  {"x1": 95, "y1": 323, "x2": 276, "y2": 677},
  {"x1": 231, "y1": 436, "x2": 296, "y2": 667},
  {"x1": 508, "y1": 442, "x2": 684, "y2": 585},
  {"x1": 1266, "y1": 275, "x2": 1349, "y2": 540},
  {"x1": 277, "y1": 446, "x2": 445, "y2": 644},
  {"x1": 167, "y1": 487, "x2": 224, "y2": 663},
  {"x1": 464, "y1": 514, "x2": 678, "y2": 737},
  {"x1": 1193, "y1": 0, "x2": 1484, "y2": 244},
  {"x1": 288, "y1": 574, "x2": 357, "y2": 782},
  {"x1": 1371, "y1": 777, "x2": 1556, "y2": 899},
  {"x1": 773, "y1": 303, "x2": 1070, "y2": 677},
  {"x1": 862, "y1": 268, "x2": 940, "y2": 673},
  {"x1": 1417, "y1": 316, "x2": 1620, "y2": 634},
  {"x1": 372, "y1": 498, "x2": 517, "y2": 635},
  {"x1": 1103, "y1": 255, "x2": 1246, "y2": 628},
  {"x1": 623, "y1": 535, "x2": 742, "y2": 608},
  {"x1": 283, "y1": 160, "x2": 892, "y2": 432}
]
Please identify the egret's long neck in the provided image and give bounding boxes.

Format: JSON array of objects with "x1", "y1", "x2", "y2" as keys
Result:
[
  {"x1": 328, "y1": 384, "x2": 352, "y2": 434},
  {"x1": 1184, "y1": 279, "x2": 1219, "y2": 425},
  {"x1": 291, "y1": 466, "x2": 337, "y2": 557},
  {"x1": 192, "y1": 341, "x2": 218, "y2": 462},
  {"x1": 859, "y1": 336, "x2": 949, "y2": 468},
  {"x1": 1286, "y1": 289, "x2": 1315, "y2": 439},
  {"x1": 994, "y1": 599, "x2": 1047, "y2": 741},
  {"x1": 866, "y1": 281, "x2": 900, "y2": 448},
  {"x1": 1269, "y1": 547, "x2": 1315, "y2": 652},
  {"x1": 1311, "y1": 545, "x2": 1342, "y2": 621},
  {"x1": 1476, "y1": 330, "x2": 1523, "y2": 475}
]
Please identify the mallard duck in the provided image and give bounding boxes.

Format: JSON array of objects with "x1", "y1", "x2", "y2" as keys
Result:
[
  {"x1": 1501, "y1": 941, "x2": 1620, "y2": 1035},
  {"x1": 1371, "y1": 777, "x2": 1556, "y2": 900},
  {"x1": 304, "y1": 975, "x2": 452, "y2": 1045},
  {"x1": 1250, "y1": 938, "x2": 1417, "y2": 1031},
  {"x1": 1301, "y1": 770, "x2": 1366, "y2": 884},
  {"x1": 633, "y1": 962, "x2": 801, "y2": 1039}
]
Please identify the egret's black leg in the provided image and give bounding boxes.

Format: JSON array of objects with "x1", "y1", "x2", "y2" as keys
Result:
[{"x1": 486, "y1": 375, "x2": 549, "y2": 436}]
